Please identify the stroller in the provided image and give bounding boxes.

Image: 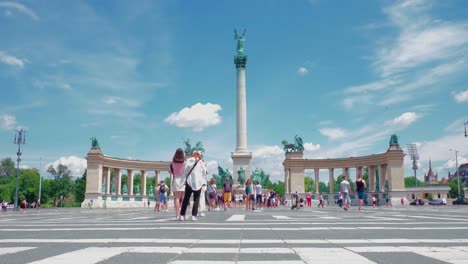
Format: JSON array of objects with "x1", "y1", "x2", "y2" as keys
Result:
[{"x1": 291, "y1": 193, "x2": 299, "y2": 210}]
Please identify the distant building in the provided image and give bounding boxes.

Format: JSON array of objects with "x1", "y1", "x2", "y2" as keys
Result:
[
  {"x1": 448, "y1": 163, "x2": 468, "y2": 184},
  {"x1": 423, "y1": 159, "x2": 438, "y2": 185}
]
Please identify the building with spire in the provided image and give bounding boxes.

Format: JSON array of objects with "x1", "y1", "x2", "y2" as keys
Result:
[{"x1": 423, "y1": 159, "x2": 438, "y2": 185}]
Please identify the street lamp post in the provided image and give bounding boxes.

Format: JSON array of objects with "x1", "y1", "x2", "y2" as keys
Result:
[
  {"x1": 449, "y1": 149, "x2": 460, "y2": 200},
  {"x1": 38, "y1": 157, "x2": 42, "y2": 210},
  {"x1": 13, "y1": 129, "x2": 26, "y2": 211},
  {"x1": 407, "y1": 144, "x2": 419, "y2": 187},
  {"x1": 464, "y1": 121, "x2": 467, "y2": 138}
]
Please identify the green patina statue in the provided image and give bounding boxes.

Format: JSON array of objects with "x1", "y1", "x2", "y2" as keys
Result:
[
  {"x1": 149, "y1": 185, "x2": 154, "y2": 195},
  {"x1": 237, "y1": 167, "x2": 246, "y2": 186},
  {"x1": 234, "y1": 28, "x2": 248, "y2": 68},
  {"x1": 101, "y1": 183, "x2": 106, "y2": 192},
  {"x1": 135, "y1": 185, "x2": 140, "y2": 194},
  {"x1": 111, "y1": 181, "x2": 115, "y2": 193},
  {"x1": 281, "y1": 135, "x2": 305, "y2": 152},
  {"x1": 389, "y1": 134, "x2": 399, "y2": 146},
  {"x1": 234, "y1": 28, "x2": 246, "y2": 55},
  {"x1": 122, "y1": 184, "x2": 128, "y2": 194},
  {"x1": 183, "y1": 139, "x2": 205, "y2": 156},
  {"x1": 90, "y1": 137, "x2": 100, "y2": 148}
]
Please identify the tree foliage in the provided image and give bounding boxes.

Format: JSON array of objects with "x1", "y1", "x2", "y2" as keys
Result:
[
  {"x1": 74, "y1": 170, "x2": 86, "y2": 203},
  {"x1": 304, "y1": 177, "x2": 315, "y2": 192},
  {"x1": 404, "y1": 177, "x2": 424, "y2": 188},
  {"x1": 0, "y1": 158, "x2": 16, "y2": 178}
]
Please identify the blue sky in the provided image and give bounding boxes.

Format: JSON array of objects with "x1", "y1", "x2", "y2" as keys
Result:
[{"x1": 0, "y1": 0, "x2": 467, "y2": 183}]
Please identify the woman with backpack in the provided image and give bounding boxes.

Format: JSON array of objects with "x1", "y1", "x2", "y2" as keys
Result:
[
  {"x1": 170, "y1": 148, "x2": 186, "y2": 220},
  {"x1": 208, "y1": 178, "x2": 219, "y2": 211}
]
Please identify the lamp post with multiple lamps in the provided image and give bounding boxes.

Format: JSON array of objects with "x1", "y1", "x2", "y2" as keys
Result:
[
  {"x1": 13, "y1": 129, "x2": 26, "y2": 211},
  {"x1": 407, "y1": 144, "x2": 419, "y2": 187},
  {"x1": 449, "y1": 149, "x2": 460, "y2": 200}
]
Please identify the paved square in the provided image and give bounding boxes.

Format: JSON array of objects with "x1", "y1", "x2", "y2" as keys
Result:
[{"x1": 0, "y1": 205, "x2": 467, "y2": 263}]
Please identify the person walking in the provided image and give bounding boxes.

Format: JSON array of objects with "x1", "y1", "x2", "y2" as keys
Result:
[
  {"x1": 180, "y1": 151, "x2": 207, "y2": 221},
  {"x1": 223, "y1": 178, "x2": 233, "y2": 210},
  {"x1": 306, "y1": 190, "x2": 312, "y2": 207},
  {"x1": 159, "y1": 181, "x2": 169, "y2": 212},
  {"x1": 208, "y1": 178, "x2": 219, "y2": 211},
  {"x1": 245, "y1": 179, "x2": 253, "y2": 211},
  {"x1": 198, "y1": 184, "x2": 207, "y2": 217},
  {"x1": 170, "y1": 148, "x2": 186, "y2": 220},
  {"x1": 318, "y1": 193, "x2": 324, "y2": 208},
  {"x1": 372, "y1": 196, "x2": 377, "y2": 208},
  {"x1": 154, "y1": 182, "x2": 161, "y2": 212},
  {"x1": 355, "y1": 174, "x2": 367, "y2": 211},
  {"x1": 255, "y1": 181, "x2": 263, "y2": 210},
  {"x1": 340, "y1": 175, "x2": 351, "y2": 211}
]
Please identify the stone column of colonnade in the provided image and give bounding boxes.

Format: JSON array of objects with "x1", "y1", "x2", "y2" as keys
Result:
[
  {"x1": 378, "y1": 164, "x2": 387, "y2": 204},
  {"x1": 105, "y1": 167, "x2": 111, "y2": 194},
  {"x1": 127, "y1": 169, "x2": 134, "y2": 195},
  {"x1": 101, "y1": 167, "x2": 109, "y2": 194},
  {"x1": 314, "y1": 169, "x2": 319, "y2": 197},
  {"x1": 284, "y1": 168, "x2": 289, "y2": 194},
  {"x1": 141, "y1": 170, "x2": 146, "y2": 196},
  {"x1": 328, "y1": 168, "x2": 334, "y2": 203},
  {"x1": 114, "y1": 168, "x2": 121, "y2": 195},
  {"x1": 368, "y1": 165, "x2": 375, "y2": 204},
  {"x1": 155, "y1": 170, "x2": 160, "y2": 187}
]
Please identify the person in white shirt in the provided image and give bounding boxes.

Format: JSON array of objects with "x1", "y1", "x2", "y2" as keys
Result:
[
  {"x1": 254, "y1": 181, "x2": 263, "y2": 210},
  {"x1": 340, "y1": 175, "x2": 351, "y2": 211},
  {"x1": 180, "y1": 151, "x2": 207, "y2": 221}
]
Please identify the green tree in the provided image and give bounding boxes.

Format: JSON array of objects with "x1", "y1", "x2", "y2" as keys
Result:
[
  {"x1": 47, "y1": 164, "x2": 73, "y2": 205},
  {"x1": 304, "y1": 176, "x2": 315, "y2": 192},
  {"x1": 18, "y1": 169, "x2": 40, "y2": 203},
  {"x1": 319, "y1": 182, "x2": 327, "y2": 193},
  {"x1": 133, "y1": 173, "x2": 141, "y2": 194},
  {"x1": 404, "y1": 177, "x2": 423, "y2": 187},
  {"x1": 74, "y1": 170, "x2": 87, "y2": 203},
  {"x1": 269, "y1": 181, "x2": 285, "y2": 197},
  {"x1": 448, "y1": 179, "x2": 465, "y2": 198},
  {"x1": 0, "y1": 157, "x2": 16, "y2": 178}
]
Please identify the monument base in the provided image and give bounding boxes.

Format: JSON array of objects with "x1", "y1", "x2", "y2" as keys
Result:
[{"x1": 231, "y1": 151, "x2": 252, "y2": 184}]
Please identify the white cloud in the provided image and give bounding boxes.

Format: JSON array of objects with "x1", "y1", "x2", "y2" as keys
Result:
[
  {"x1": 319, "y1": 128, "x2": 346, "y2": 140},
  {"x1": 440, "y1": 156, "x2": 468, "y2": 170},
  {"x1": 304, "y1": 143, "x2": 320, "y2": 151},
  {"x1": 297, "y1": 67, "x2": 308, "y2": 76},
  {"x1": 0, "y1": 50, "x2": 24, "y2": 68},
  {"x1": 47, "y1": 156, "x2": 87, "y2": 177},
  {"x1": 0, "y1": 1, "x2": 38, "y2": 20},
  {"x1": 205, "y1": 160, "x2": 218, "y2": 177},
  {"x1": 375, "y1": 1, "x2": 468, "y2": 77},
  {"x1": 0, "y1": 114, "x2": 16, "y2": 130},
  {"x1": 251, "y1": 145, "x2": 285, "y2": 182},
  {"x1": 344, "y1": 79, "x2": 398, "y2": 94},
  {"x1": 102, "y1": 96, "x2": 140, "y2": 107},
  {"x1": 385, "y1": 112, "x2": 420, "y2": 127},
  {"x1": 454, "y1": 90, "x2": 468, "y2": 103},
  {"x1": 341, "y1": 95, "x2": 374, "y2": 110},
  {"x1": 164, "y1": 102, "x2": 222, "y2": 132}
]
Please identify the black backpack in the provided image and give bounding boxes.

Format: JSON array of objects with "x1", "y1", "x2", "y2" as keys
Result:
[{"x1": 160, "y1": 185, "x2": 166, "y2": 194}]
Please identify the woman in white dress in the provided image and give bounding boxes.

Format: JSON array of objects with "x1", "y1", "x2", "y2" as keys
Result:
[{"x1": 170, "y1": 148, "x2": 186, "y2": 220}]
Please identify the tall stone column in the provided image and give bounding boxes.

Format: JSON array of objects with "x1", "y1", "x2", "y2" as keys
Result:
[
  {"x1": 101, "y1": 167, "x2": 108, "y2": 194},
  {"x1": 155, "y1": 170, "x2": 160, "y2": 186},
  {"x1": 105, "y1": 167, "x2": 111, "y2": 194},
  {"x1": 314, "y1": 168, "x2": 320, "y2": 194},
  {"x1": 141, "y1": 170, "x2": 146, "y2": 196},
  {"x1": 127, "y1": 169, "x2": 133, "y2": 195},
  {"x1": 284, "y1": 168, "x2": 289, "y2": 194},
  {"x1": 343, "y1": 167, "x2": 349, "y2": 179},
  {"x1": 368, "y1": 165, "x2": 375, "y2": 205},
  {"x1": 231, "y1": 38, "x2": 252, "y2": 183},
  {"x1": 328, "y1": 168, "x2": 334, "y2": 203},
  {"x1": 328, "y1": 168, "x2": 335, "y2": 194},
  {"x1": 380, "y1": 165, "x2": 387, "y2": 192},
  {"x1": 369, "y1": 166, "x2": 375, "y2": 192},
  {"x1": 114, "y1": 168, "x2": 121, "y2": 195}
]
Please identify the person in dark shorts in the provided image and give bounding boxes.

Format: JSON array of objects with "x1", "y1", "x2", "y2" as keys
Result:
[{"x1": 355, "y1": 174, "x2": 367, "y2": 210}]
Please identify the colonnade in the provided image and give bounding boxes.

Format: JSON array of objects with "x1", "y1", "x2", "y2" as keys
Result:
[
  {"x1": 83, "y1": 146, "x2": 171, "y2": 207},
  {"x1": 283, "y1": 142, "x2": 405, "y2": 203},
  {"x1": 99, "y1": 167, "x2": 163, "y2": 196}
]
